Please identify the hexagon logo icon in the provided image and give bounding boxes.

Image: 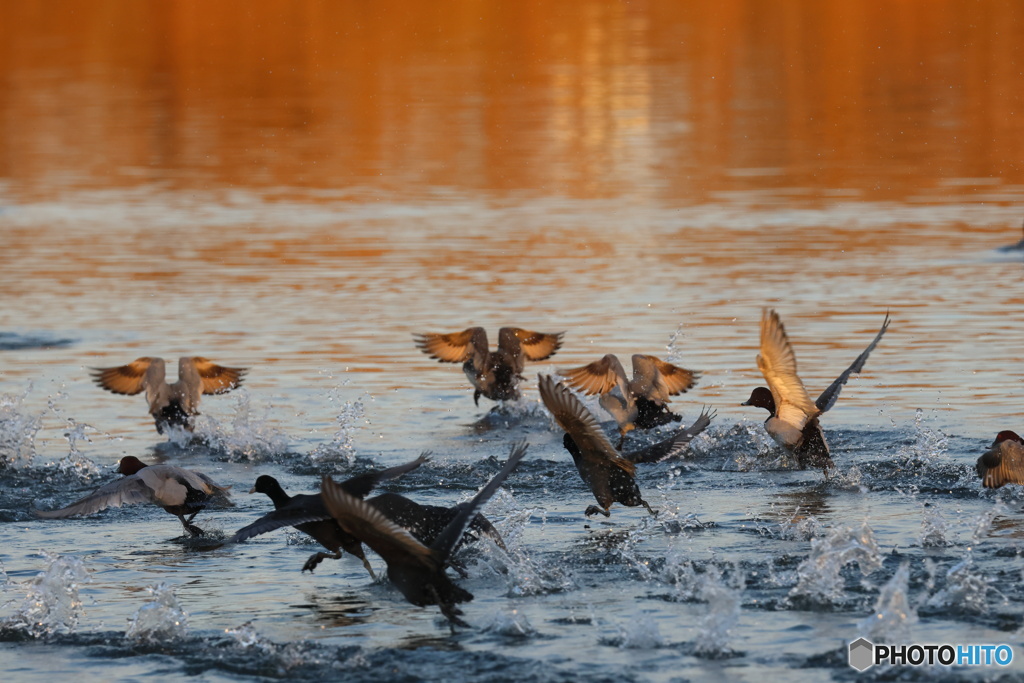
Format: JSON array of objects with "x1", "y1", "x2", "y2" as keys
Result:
[{"x1": 848, "y1": 637, "x2": 874, "y2": 672}]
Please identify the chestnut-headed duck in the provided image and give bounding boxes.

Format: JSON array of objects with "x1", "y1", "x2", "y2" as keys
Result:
[
  {"x1": 320, "y1": 441, "x2": 528, "y2": 628},
  {"x1": 742, "y1": 310, "x2": 890, "y2": 473},
  {"x1": 91, "y1": 356, "x2": 247, "y2": 434},
  {"x1": 560, "y1": 353, "x2": 700, "y2": 444},
  {"x1": 224, "y1": 453, "x2": 429, "y2": 576},
  {"x1": 414, "y1": 327, "x2": 564, "y2": 405},
  {"x1": 538, "y1": 374, "x2": 659, "y2": 517},
  {"x1": 33, "y1": 455, "x2": 231, "y2": 536},
  {"x1": 977, "y1": 431, "x2": 1024, "y2": 488}
]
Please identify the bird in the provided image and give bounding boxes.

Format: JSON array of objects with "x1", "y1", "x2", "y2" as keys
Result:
[
  {"x1": 222, "y1": 453, "x2": 430, "y2": 576},
  {"x1": 560, "y1": 353, "x2": 700, "y2": 445},
  {"x1": 977, "y1": 431, "x2": 1024, "y2": 488},
  {"x1": 320, "y1": 440, "x2": 528, "y2": 628},
  {"x1": 741, "y1": 309, "x2": 890, "y2": 473},
  {"x1": 33, "y1": 455, "x2": 231, "y2": 536},
  {"x1": 90, "y1": 356, "x2": 248, "y2": 434},
  {"x1": 414, "y1": 327, "x2": 564, "y2": 405},
  {"x1": 537, "y1": 374, "x2": 658, "y2": 517}
]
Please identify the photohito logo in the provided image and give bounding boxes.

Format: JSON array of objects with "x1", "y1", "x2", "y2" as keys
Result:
[{"x1": 848, "y1": 638, "x2": 1014, "y2": 671}]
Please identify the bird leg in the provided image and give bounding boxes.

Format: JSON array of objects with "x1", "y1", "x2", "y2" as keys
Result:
[
  {"x1": 641, "y1": 499, "x2": 659, "y2": 517},
  {"x1": 302, "y1": 550, "x2": 343, "y2": 574},
  {"x1": 585, "y1": 505, "x2": 611, "y2": 518},
  {"x1": 429, "y1": 585, "x2": 469, "y2": 630},
  {"x1": 177, "y1": 514, "x2": 205, "y2": 537}
]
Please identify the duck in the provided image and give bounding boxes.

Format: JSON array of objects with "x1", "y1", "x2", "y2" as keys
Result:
[
  {"x1": 741, "y1": 309, "x2": 890, "y2": 472},
  {"x1": 91, "y1": 356, "x2": 248, "y2": 434},
  {"x1": 320, "y1": 440, "x2": 528, "y2": 628},
  {"x1": 977, "y1": 431, "x2": 1024, "y2": 488},
  {"x1": 537, "y1": 374, "x2": 660, "y2": 517},
  {"x1": 560, "y1": 353, "x2": 700, "y2": 445},
  {"x1": 32, "y1": 455, "x2": 231, "y2": 536},
  {"x1": 223, "y1": 453, "x2": 429, "y2": 576},
  {"x1": 414, "y1": 327, "x2": 564, "y2": 405}
]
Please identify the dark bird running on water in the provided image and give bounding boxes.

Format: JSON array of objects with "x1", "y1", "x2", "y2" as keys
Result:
[
  {"x1": 977, "y1": 431, "x2": 1024, "y2": 489},
  {"x1": 320, "y1": 440, "x2": 528, "y2": 628},
  {"x1": 560, "y1": 353, "x2": 700, "y2": 445},
  {"x1": 741, "y1": 309, "x2": 890, "y2": 474},
  {"x1": 223, "y1": 453, "x2": 430, "y2": 576},
  {"x1": 33, "y1": 455, "x2": 231, "y2": 537},
  {"x1": 414, "y1": 326, "x2": 564, "y2": 405},
  {"x1": 537, "y1": 374, "x2": 659, "y2": 518},
  {"x1": 91, "y1": 356, "x2": 248, "y2": 434}
]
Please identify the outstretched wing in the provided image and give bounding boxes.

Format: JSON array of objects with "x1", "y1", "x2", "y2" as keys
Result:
[
  {"x1": 499, "y1": 328, "x2": 564, "y2": 363},
  {"x1": 340, "y1": 451, "x2": 430, "y2": 499},
  {"x1": 630, "y1": 354, "x2": 700, "y2": 402},
  {"x1": 189, "y1": 357, "x2": 248, "y2": 395},
  {"x1": 90, "y1": 358, "x2": 157, "y2": 396},
  {"x1": 977, "y1": 440, "x2": 1024, "y2": 489},
  {"x1": 414, "y1": 327, "x2": 485, "y2": 364},
  {"x1": 224, "y1": 507, "x2": 333, "y2": 544},
  {"x1": 429, "y1": 440, "x2": 528, "y2": 562},
  {"x1": 815, "y1": 312, "x2": 890, "y2": 413},
  {"x1": 756, "y1": 309, "x2": 818, "y2": 426},
  {"x1": 626, "y1": 406, "x2": 715, "y2": 463},
  {"x1": 33, "y1": 475, "x2": 155, "y2": 518},
  {"x1": 559, "y1": 354, "x2": 626, "y2": 395},
  {"x1": 537, "y1": 374, "x2": 635, "y2": 477}
]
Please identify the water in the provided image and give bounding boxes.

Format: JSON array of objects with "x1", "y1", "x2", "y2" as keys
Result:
[{"x1": 2, "y1": 1, "x2": 1024, "y2": 680}]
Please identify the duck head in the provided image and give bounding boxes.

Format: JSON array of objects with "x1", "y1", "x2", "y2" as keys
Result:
[
  {"x1": 992, "y1": 430, "x2": 1023, "y2": 447},
  {"x1": 249, "y1": 475, "x2": 291, "y2": 507},
  {"x1": 117, "y1": 456, "x2": 148, "y2": 475},
  {"x1": 741, "y1": 387, "x2": 776, "y2": 414}
]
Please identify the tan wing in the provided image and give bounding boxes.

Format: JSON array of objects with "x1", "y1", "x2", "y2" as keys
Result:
[
  {"x1": 756, "y1": 310, "x2": 818, "y2": 422},
  {"x1": 320, "y1": 475, "x2": 436, "y2": 569},
  {"x1": 630, "y1": 354, "x2": 700, "y2": 401},
  {"x1": 32, "y1": 475, "x2": 157, "y2": 518},
  {"x1": 978, "y1": 441, "x2": 1024, "y2": 489},
  {"x1": 537, "y1": 374, "x2": 635, "y2": 477},
  {"x1": 189, "y1": 357, "x2": 248, "y2": 395},
  {"x1": 413, "y1": 327, "x2": 486, "y2": 363},
  {"x1": 500, "y1": 328, "x2": 564, "y2": 362},
  {"x1": 90, "y1": 357, "x2": 157, "y2": 395},
  {"x1": 559, "y1": 354, "x2": 626, "y2": 395}
]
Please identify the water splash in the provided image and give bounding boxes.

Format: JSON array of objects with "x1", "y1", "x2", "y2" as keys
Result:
[
  {"x1": 665, "y1": 322, "x2": 687, "y2": 364},
  {"x1": 896, "y1": 408, "x2": 948, "y2": 467},
  {"x1": 52, "y1": 418, "x2": 100, "y2": 481},
  {"x1": 925, "y1": 558, "x2": 993, "y2": 613},
  {"x1": 789, "y1": 522, "x2": 882, "y2": 606},
  {"x1": 920, "y1": 505, "x2": 953, "y2": 547},
  {"x1": 125, "y1": 583, "x2": 189, "y2": 642},
  {"x1": 483, "y1": 608, "x2": 536, "y2": 638},
  {"x1": 3, "y1": 552, "x2": 90, "y2": 638},
  {"x1": 692, "y1": 564, "x2": 742, "y2": 657},
  {"x1": 224, "y1": 621, "x2": 329, "y2": 674},
  {"x1": 201, "y1": 392, "x2": 290, "y2": 462},
  {"x1": 858, "y1": 562, "x2": 917, "y2": 643},
  {"x1": 0, "y1": 388, "x2": 42, "y2": 468},
  {"x1": 610, "y1": 615, "x2": 665, "y2": 649},
  {"x1": 309, "y1": 390, "x2": 366, "y2": 467}
]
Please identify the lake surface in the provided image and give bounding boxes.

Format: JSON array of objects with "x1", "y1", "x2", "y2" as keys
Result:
[{"x1": 2, "y1": 2, "x2": 1024, "y2": 681}]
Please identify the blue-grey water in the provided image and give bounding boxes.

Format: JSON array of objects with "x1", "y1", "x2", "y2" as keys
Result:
[{"x1": 3, "y1": 2, "x2": 1024, "y2": 681}]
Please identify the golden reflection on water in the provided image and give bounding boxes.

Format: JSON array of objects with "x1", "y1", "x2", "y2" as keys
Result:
[{"x1": 0, "y1": 0, "x2": 1021, "y2": 201}]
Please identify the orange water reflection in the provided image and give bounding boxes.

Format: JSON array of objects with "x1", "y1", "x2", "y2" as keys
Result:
[{"x1": 1, "y1": 0, "x2": 1022, "y2": 201}]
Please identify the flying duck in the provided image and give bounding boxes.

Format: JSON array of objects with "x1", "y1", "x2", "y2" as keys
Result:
[
  {"x1": 223, "y1": 453, "x2": 429, "y2": 576},
  {"x1": 538, "y1": 374, "x2": 659, "y2": 517},
  {"x1": 33, "y1": 455, "x2": 231, "y2": 536},
  {"x1": 415, "y1": 327, "x2": 564, "y2": 405},
  {"x1": 741, "y1": 309, "x2": 890, "y2": 472},
  {"x1": 91, "y1": 356, "x2": 248, "y2": 434},
  {"x1": 560, "y1": 353, "x2": 700, "y2": 444},
  {"x1": 320, "y1": 440, "x2": 528, "y2": 627}
]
